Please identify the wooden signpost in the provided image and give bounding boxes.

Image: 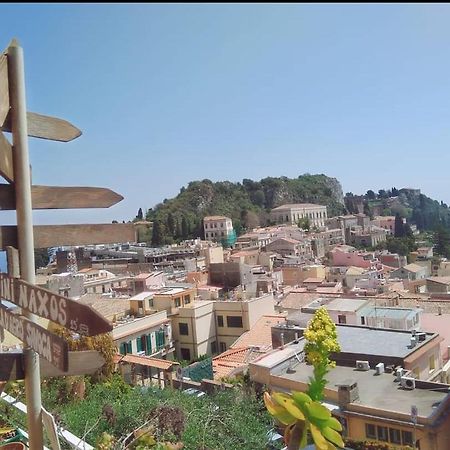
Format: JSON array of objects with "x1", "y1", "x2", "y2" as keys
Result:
[
  {"x1": 0, "y1": 304, "x2": 68, "y2": 371},
  {"x1": 0, "y1": 350, "x2": 105, "y2": 382},
  {"x1": 0, "y1": 272, "x2": 112, "y2": 336},
  {"x1": 0, "y1": 39, "x2": 132, "y2": 450}
]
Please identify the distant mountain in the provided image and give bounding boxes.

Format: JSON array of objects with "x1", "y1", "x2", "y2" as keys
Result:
[{"x1": 143, "y1": 174, "x2": 346, "y2": 243}]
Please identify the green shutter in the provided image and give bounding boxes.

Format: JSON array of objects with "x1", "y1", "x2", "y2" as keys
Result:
[
  {"x1": 127, "y1": 341, "x2": 132, "y2": 353},
  {"x1": 120, "y1": 343, "x2": 126, "y2": 355},
  {"x1": 137, "y1": 337, "x2": 143, "y2": 352},
  {"x1": 146, "y1": 334, "x2": 152, "y2": 355}
]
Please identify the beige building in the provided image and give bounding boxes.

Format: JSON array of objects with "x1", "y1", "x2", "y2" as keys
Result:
[
  {"x1": 214, "y1": 293, "x2": 276, "y2": 352},
  {"x1": 281, "y1": 265, "x2": 326, "y2": 286},
  {"x1": 250, "y1": 340, "x2": 450, "y2": 450},
  {"x1": 270, "y1": 203, "x2": 327, "y2": 228}
]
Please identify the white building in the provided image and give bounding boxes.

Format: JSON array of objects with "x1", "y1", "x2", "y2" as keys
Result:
[
  {"x1": 270, "y1": 204, "x2": 327, "y2": 228},
  {"x1": 203, "y1": 216, "x2": 233, "y2": 241}
]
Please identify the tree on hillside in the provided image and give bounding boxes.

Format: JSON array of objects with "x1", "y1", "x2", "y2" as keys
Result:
[
  {"x1": 167, "y1": 212, "x2": 175, "y2": 236},
  {"x1": 434, "y1": 225, "x2": 450, "y2": 258},
  {"x1": 394, "y1": 213, "x2": 405, "y2": 238},
  {"x1": 378, "y1": 189, "x2": 388, "y2": 199},
  {"x1": 297, "y1": 217, "x2": 311, "y2": 231},
  {"x1": 366, "y1": 190, "x2": 376, "y2": 200},
  {"x1": 181, "y1": 216, "x2": 190, "y2": 239},
  {"x1": 136, "y1": 208, "x2": 143, "y2": 220},
  {"x1": 151, "y1": 220, "x2": 165, "y2": 246},
  {"x1": 392, "y1": 187, "x2": 399, "y2": 196}
]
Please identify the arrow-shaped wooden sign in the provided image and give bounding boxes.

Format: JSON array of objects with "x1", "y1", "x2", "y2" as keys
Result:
[
  {"x1": 2, "y1": 111, "x2": 81, "y2": 142},
  {"x1": 0, "y1": 350, "x2": 105, "y2": 381},
  {"x1": 0, "y1": 222, "x2": 136, "y2": 249},
  {"x1": 0, "y1": 272, "x2": 113, "y2": 336},
  {"x1": 0, "y1": 304, "x2": 68, "y2": 371},
  {"x1": 0, "y1": 185, "x2": 123, "y2": 210}
]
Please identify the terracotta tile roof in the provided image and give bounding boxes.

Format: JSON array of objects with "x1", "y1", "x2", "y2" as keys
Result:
[
  {"x1": 121, "y1": 354, "x2": 176, "y2": 370},
  {"x1": 279, "y1": 292, "x2": 330, "y2": 310},
  {"x1": 212, "y1": 347, "x2": 260, "y2": 380},
  {"x1": 231, "y1": 315, "x2": 286, "y2": 349}
]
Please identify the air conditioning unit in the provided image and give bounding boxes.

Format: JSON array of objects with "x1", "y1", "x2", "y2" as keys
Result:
[
  {"x1": 401, "y1": 376, "x2": 416, "y2": 390},
  {"x1": 395, "y1": 367, "x2": 404, "y2": 381},
  {"x1": 356, "y1": 360, "x2": 370, "y2": 371},
  {"x1": 375, "y1": 362, "x2": 385, "y2": 375}
]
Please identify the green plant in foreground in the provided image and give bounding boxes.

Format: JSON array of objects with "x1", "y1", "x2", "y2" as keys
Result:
[{"x1": 264, "y1": 307, "x2": 343, "y2": 449}]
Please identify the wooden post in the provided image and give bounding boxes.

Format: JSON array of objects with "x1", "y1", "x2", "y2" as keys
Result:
[{"x1": 8, "y1": 38, "x2": 43, "y2": 450}]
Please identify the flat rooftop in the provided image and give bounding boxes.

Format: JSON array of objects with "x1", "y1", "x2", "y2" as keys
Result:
[
  {"x1": 336, "y1": 325, "x2": 435, "y2": 358},
  {"x1": 280, "y1": 363, "x2": 448, "y2": 418}
]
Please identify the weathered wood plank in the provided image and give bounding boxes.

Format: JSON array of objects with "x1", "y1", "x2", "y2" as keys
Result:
[
  {"x1": 2, "y1": 111, "x2": 81, "y2": 142},
  {"x1": 0, "y1": 272, "x2": 113, "y2": 336},
  {"x1": 0, "y1": 132, "x2": 14, "y2": 183},
  {"x1": 0, "y1": 223, "x2": 136, "y2": 249},
  {"x1": 0, "y1": 352, "x2": 22, "y2": 381},
  {"x1": 0, "y1": 305, "x2": 68, "y2": 371},
  {"x1": 0, "y1": 350, "x2": 106, "y2": 381},
  {"x1": 33, "y1": 223, "x2": 136, "y2": 247},
  {"x1": 0, "y1": 185, "x2": 124, "y2": 210},
  {"x1": 0, "y1": 54, "x2": 9, "y2": 127}
]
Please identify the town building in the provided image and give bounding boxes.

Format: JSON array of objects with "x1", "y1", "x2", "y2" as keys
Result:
[
  {"x1": 249, "y1": 339, "x2": 450, "y2": 450},
  {"x1": 270, "y1": 203, "x2": 327, "y2": 228},
  {"x1": 203, "y1": 216, "x2": 236, "y2": 247}
]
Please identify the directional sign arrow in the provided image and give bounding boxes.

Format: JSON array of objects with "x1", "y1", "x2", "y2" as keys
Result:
[
  {"x1": 0, "y1": 350, "x2": 105, "y2": 381},
  {"x1": 0, "y1": 223, "x2": 136, "y2": 249},
  {"x1": 0, "y1": 185, "x2": 124, "y2": 210},
  {"x1": 0, "y1": 304, "x2": 68, "y2": 371},
  {"x1": 2, "y1": 111, "x2": 81, "y2": 142},
  {"x1": 0, "y1": 273, "x2": 113, "y2": 336}
]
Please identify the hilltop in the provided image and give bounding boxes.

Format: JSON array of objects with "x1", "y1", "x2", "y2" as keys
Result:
[
  {"x1": 138, "y1": 176, "x2": 450, "y2": 245},
  {"x1": 143, "y1": 174, "x2": 346, "y2": 244}
]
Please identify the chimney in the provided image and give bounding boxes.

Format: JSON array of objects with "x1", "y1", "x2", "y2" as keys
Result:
[{"x1": 337, "y1": 381, "x2": 359, "y2": 408}]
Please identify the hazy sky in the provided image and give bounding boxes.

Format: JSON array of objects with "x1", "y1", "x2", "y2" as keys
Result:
[{"x1": 1, "y1": 3, "x2": 450, "y2": 226}]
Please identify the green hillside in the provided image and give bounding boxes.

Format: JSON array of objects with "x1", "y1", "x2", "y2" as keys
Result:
[{"x1": 143, "y1": 174, "x2": 346, "y2": 245}]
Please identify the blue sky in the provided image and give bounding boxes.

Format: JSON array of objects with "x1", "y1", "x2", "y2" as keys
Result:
[{"x1": 1, "y1": 4, "x2": 450, "y2": 226}]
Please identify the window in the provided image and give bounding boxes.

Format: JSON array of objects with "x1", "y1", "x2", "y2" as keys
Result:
[
  {"x1": 179, "y1": 323, "x2": 189, "y2": 335},
  {"x1": 429, "y1": 355, "x2": 435, "y2": 371},
  {"x1": 361, "y1": 317, "x2": 365, "y2": 325},
  {"x1": 389, "y1": 428, "x2": 401, "y2": 445},
  {"x1": 227, "y1": 316, "x2": 243, "y2": 328},
  {"x1": 365, "y1": 424, "x2": 376, "y2": 439},
  {"x1": 219, "y1": 342, "x2": 226, "y2": 352},
  {"x1": 217, "y1": 315, "x2": 224, "y2": 327},
  {"x1": 174, "y1": 297, "x2": 181, "y2": 307},
  {"x1": 338, "y1": 315, "x2": 347, "y2": 324},
  {"x1": 402, "y1": 431, "x2": 413, "y2": 446},
  {"x1": 377, "y1": 426, "x2": 388, "y2": 442},
  {"x1": 211, "y1": 341, "x2": 217, "y2": 354},
  {"x1": 184, "y1": 294, "x2": 190, "y2": 304},
  {"x1": 181, "y1": 348, "x2": 191, "y2": 361}
]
